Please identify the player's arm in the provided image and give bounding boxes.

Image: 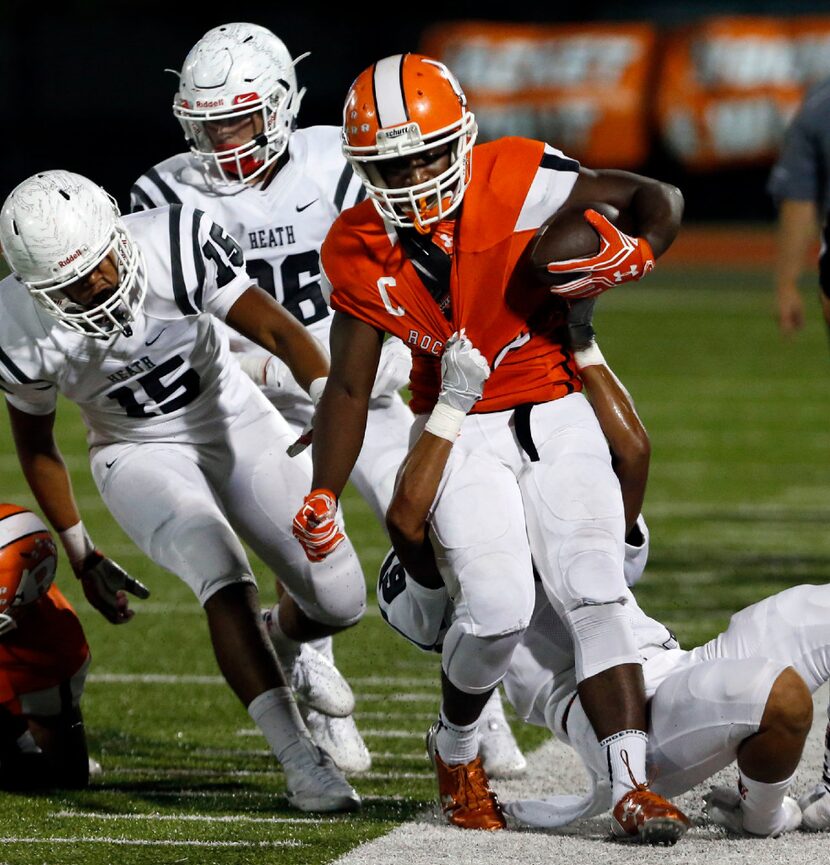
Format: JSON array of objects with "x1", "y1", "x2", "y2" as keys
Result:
[
  {"x1": 533, "y1": 169, "x2": 683, "y2": 299},
  {"x1": 386, "y1": 332, "x2": 490, "y2": 586},
  {"x1": 565, "y1": 299, "x2": 649, "y2": 535},
  {"x1": 225, "y1": 285, "x2": 329, "y2": 392},
  {"x1": 292, "y1": 311, "x2": 383, "y2": 562},
  {"x1": 6, "y1": 404, "x2": 149, "y2": 624},
  {"x1": 565, "y1": 168, "x2": 684, "y2": 259}
]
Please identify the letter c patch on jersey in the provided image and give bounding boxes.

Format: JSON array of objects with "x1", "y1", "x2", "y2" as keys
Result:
[{"x1": 377, "y1": 277, "x2": 405, "y2": 317}]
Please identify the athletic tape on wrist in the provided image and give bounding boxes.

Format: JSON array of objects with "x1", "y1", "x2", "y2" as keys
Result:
[
  {"x1": 424, "y1": 402, "x2": 466, "y2": 441},
  {"x1": 59, "y1": 521, "x2": 95, "y2": 566},
  {"x1": 573, "y1": 341, "x2": 606, "y2": 370}
]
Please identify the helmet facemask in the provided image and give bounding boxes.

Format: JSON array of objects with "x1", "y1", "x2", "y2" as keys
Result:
[
  {"x1": 348, "y1": 112, "x2": 477, "y2": 232},
  {"x1": 175, "y1": 80, "x2": 304, "y2": 187},
  {"x1": 27, "y1": 215, "x2": 147, "y2": 341}
]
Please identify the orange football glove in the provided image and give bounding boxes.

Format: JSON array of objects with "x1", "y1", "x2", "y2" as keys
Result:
[
  {"x1": 544, "y1": 209, "x2": 655, "y2": 299},
  {"x1": 292, "y1": 488, "x2": 345, "y2": 562}
]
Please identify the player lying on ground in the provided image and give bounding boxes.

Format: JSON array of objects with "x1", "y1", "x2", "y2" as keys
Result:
[
  {"x1": 0, "y1": 170, "x2": 361, "y2": 812},
  {"x1": 381, "y1": 327, "x2": 826, "y2": 839},
  {"x1": 0, "y1": 504, "x2": 98, "y2": 790}
]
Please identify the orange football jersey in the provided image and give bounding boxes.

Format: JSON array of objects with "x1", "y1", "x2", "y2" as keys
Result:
[
  {"x1": 323, "y1": 136, "x2": 582, "y2": 414},
  {"x1": 0, "y1": 584, "x2": 90, "y2": 715}
]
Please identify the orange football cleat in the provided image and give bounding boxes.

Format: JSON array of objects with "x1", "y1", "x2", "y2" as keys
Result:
[
  {"x1": 426, "y1": 723, "x2": 506, "y2": 830},
  {"x1": 611, "y1": 784, "x2": 691, "y2": 845}
]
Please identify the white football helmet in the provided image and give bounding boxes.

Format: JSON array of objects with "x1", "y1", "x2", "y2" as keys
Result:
[
  {"x1": 0, "y1": 504, "x2": 58, "y2": 637},
  {"x1": 173, "y1": 22, "x2": 306, "y2": 186},
  {"x1": 0, "y1": 170, "x2": 146, "y2": 340}
]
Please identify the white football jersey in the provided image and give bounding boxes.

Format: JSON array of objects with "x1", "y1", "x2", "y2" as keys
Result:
[
  {"x1": 129, "y1": 126, "x2": 365, "y2": 348},
  {"x1": 0, "y1": 204, "x2": 268, "y2": 447}
]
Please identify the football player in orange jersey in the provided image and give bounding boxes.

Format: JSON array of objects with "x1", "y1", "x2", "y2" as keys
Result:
[
  {"x1": 0, "y1": 504, "x2": 95, "y2": 789},
  {"x1": 292, "y1": 53, "x2": 685, "y2": 840}
]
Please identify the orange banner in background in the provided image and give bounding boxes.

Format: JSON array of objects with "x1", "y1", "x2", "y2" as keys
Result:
[
  {"x1": 656, "y1": 17, "x2": 806, "y2": 171},
  {"x1": 421, "y1": 22, "x2": 657, "y2": 169},
  {"x1": 422, "y1": 16, "x2": 830, "y2": 172}
]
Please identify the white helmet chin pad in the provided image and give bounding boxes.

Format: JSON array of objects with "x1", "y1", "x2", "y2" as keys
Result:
[
  {"x1": 0, "y1": 170, "x2": 146, "y2": 340},
  {"x1": 173, "y1": 22, "x2": 307, "y2": 187}
]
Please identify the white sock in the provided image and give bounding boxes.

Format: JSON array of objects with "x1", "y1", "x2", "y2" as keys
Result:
[
  {"x1": 264, "y1": 605, "x2": 301, "y2": 670},
  {"x1": 247, "y1": 687, "x2": 312, "y2": 766},
  {"x1": 310, "y1": 635, "x2": 334, "y2": 663},
  {"x1": 739, "y1": 772, "x2": 795, "y2": 836},
  {"x1": 435, "y1": 708, "x2": 479, "y2": 765},
  {"x1": 600, "y1": 729, "x2": 648, "y2": 803}
]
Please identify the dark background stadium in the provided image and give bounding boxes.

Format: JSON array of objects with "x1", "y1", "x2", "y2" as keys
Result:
[{"x1": 3, "y1": 0, "x2": 830, "y2": 219}]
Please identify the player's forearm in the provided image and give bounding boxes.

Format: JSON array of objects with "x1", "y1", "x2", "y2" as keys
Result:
[
  {"x1": 7, "y1": 406, "x2": 82, "y2": 532},
  {"x1": 386, "y1": 432, "x2": 452, "y2": 589},
  {"x1": 775, "y1": 199, "x2": 819, "y2": 292},
  {"x1": 309, "y1": 385, "x2": 370, "y2": 499},
  {"x1": 268, "y1": 324, "x2": 329, "y2": 392},
  {"x1": 579, "y1": 363, "x2": 649, "y2": 535}
]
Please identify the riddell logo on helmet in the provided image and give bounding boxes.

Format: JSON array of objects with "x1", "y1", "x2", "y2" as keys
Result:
[
  {"x1": 196, "y1": 98, "x2": 226, "y2": 109},
  {"x1": 58, "y1": 249, "x2": 84, "y2": 268}
]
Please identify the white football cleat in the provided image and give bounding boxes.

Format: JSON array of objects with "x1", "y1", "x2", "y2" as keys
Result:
[
  {"x1": 290, "y1": 642, "x2": 355, "y2": 718},
  {"x1": 304, "y1": 708, "x2": 372, "y2": 774},
  {"x1": 88, "y1": 757, "x2": 103, "y2": 779},
  {"x1": 283, "y1": 737, "x2": 362, "y2": 813},
  {"x1": 262, "y1": 610, "x2": 354, "y2": 717},
  {"x1": 704, "y1": 785, "x2": 801, "y2": 836},
  {"x1": 478, "y1": 689, "x2": 527, "y2": 778},
  {"x1": 798, "y1": 783, "x2": 830, "y2": 831}
]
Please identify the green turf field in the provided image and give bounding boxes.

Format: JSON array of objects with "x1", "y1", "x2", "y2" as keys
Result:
[{"x1": 0, "y1": 266, "x2": 827, "y2": 864}]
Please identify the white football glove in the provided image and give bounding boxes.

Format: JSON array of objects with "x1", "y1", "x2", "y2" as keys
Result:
[
  {"x1": 286, "y1": 377, "x2": 327, "y2": 457},
  {"x1": 438, "y1": 329, "x2": 491, "y2": 413},
  {"x1": 370, "y1": 337, "x2": 412, "y2": 401},
  {"x1": 237, "y1": 353, "x2": 307, "y2": 403}
]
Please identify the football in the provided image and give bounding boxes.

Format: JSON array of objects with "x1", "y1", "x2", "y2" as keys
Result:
[{"x1": 530, "y1": 201, "x2": 630, "y2": 287}]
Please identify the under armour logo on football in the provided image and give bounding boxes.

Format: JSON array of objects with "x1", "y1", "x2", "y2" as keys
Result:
[{"x1": 614, "y1": 265, "x2": 640, "y2": 283}]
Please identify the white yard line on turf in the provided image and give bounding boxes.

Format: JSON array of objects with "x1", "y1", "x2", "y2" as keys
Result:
[
  {"x1": 89, "y1": 670, "x2": 431, "y2": 685},
  {"x1": 334, "y1": 684, "x2": 830, "y2": 865},
  {"x1": 108, "y1": 767, "x2": 434, "y2": 781},
  {"x1": 4, "y1": 838, "x2": 302, "y2": 848},
  {"x1": 50, "y1": 810, "x2": 323, "y2": 824}
]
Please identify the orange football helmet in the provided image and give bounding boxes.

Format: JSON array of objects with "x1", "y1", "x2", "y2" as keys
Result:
[
  {"x1": 342, "y1": 53, "x2": 477, "y2": 231},
  {"x1": 0, "y1": 504, "x2": 58, "y2": 635}
]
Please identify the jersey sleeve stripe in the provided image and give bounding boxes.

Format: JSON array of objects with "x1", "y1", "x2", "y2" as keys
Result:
[
  {"x1": 146, "y1": 168, "x2": 182, "y2": 206},
  {"x1": 0, "y1": 345, "x2": 47, "y2": 386},
  {"x1": 130, "y1": 183, "x2": 156, "y2": 213},
  {"x1": 191, "y1": 209, "x2": 207, "y2": 309},
  {"x1": 334, "y1": 164, "x2": 355, "y2": 212},
  {"x1": 168, "y1": 205, "x2": 199, "y2": 316},
  {"x1": 540, "y1": 153, "x2": 580, "y2": 173}
]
